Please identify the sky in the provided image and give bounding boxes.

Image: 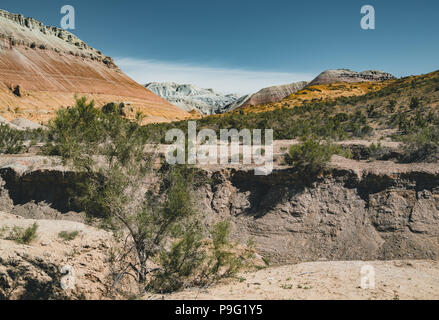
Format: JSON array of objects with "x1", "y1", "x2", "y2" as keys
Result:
[{"x1": 1, "y1": 0, "x2": 438, "y2": 94}]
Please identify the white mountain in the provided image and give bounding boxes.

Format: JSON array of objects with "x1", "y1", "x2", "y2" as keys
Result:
[{"x1": 145, "y1": 82, "x2": 241, "y2": 115}]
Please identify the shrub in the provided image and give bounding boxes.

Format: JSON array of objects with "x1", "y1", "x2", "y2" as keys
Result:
[
  {"x1": 409, "y1": 97, "x2": 420, "y2": 110},
  {"x1": 284, "y1": 137, "x2": 349, "y2": 174},
  {"x1": 102, "y1": 102, "x2": 126, "y2": 116},
  {"x1": 366, "y1": 142, "x2": 384, "y2": 160},
  {"x1": 58, "y1": 230, "x2": 79, "y2": 241},
  {"x1": 0, "y1": 125, "x2": 25, "y2": 154},
  {"x1": 400, "y1": 126, "x2": 439, "y2": 162},
  {"x1": 7, "y1": 223, "x2": 38, "y2": 244},
  {"x1": 48, "y1": 97, "x2": 248, "y2": 296},
  {"x1": 41, "y1": 97, "x2": 105, "y2": 159},
  {"x1": 202, "y1": 221, "x2": 246, "y2": 281}
]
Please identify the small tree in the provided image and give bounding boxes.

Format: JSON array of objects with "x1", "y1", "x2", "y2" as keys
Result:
[{"x1": 44, "y1": 97, "x2": 248, "y2": 297}]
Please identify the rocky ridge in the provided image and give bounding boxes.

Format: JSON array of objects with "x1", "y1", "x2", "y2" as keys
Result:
[
  {"x1": 0, "y1": 9, "x2": 114, "y2": 66},
  {"x1": 309, "y1": 69, "x2": 396, "y2": 86},
  {"x1": 0, "y1": 9, "x2": 190, "y2": 124},
  {"x1": 145, "y1": 82, "x2": 240, "y2": 115}
]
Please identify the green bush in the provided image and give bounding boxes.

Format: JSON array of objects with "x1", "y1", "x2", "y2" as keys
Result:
[
  {"x1": 366, "y1": 142, "x2": 384, "y2": 160},
  {"x1": 41, "y1": 97, "x2": 105, "y2": 159},
  {"x1": 0, "y1": 125, "x2": 25, "y2": 154},
  {"x1": 46, "y1": 97, "x2": 248, "y2": 296},
  {"x1": 284, "y1": 137, "x2": 349, "y2": 174},
  {"x1": 58, "y1": 230, "x2": 79, "y2": 241},
  {"x1": 400, "y1": 126, "x2": 439, "y2": 162},
  {"x1": 7, "y1": 223, "x2": 38, "y2": 244},
  {"x1": 102, "y1": 102, "x2": 126, "y2": 116}
]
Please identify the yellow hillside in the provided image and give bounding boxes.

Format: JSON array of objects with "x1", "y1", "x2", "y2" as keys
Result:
[{"x1": 234, "y1": 80, "x2": 395, "y2": 115}]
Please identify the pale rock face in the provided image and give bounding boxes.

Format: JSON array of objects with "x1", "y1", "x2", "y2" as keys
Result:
[
  {"x1": 145, "y1": 82, "x2": 241, "y2": 115},
  {"x1": 0, "y1": 115, "x2": 22, "y2": 130},
  {"x1": 0, "y1": 9, "x2": 113, "y2": 66},
  {"x1": 146, "y1": 81, "x2": 311, "y2": 114},
  {"x1": 309, "y1": 69, "x2": 396, "y2": 86}
]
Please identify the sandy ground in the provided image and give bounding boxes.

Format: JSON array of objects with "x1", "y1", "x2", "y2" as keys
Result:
[{"x1": 165, "y1": 260, "x2": 439, "y2": 300}]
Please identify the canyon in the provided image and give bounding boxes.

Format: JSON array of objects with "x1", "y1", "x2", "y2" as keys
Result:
[{"x1": 0, "y1": 7, "x2": 437, "y2": 301}]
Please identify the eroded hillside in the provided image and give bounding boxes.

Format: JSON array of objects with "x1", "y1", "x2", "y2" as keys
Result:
[{"x1": 0, "y1": 9, "x2": 190, "y2": 124}]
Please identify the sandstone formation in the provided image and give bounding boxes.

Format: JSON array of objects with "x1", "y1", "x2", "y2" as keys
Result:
[
  {"x1": 309, "y1": 69, "x2": 396, "y2": 86},
  {"x1": 0, "y1": 9, "x2": 189, "y2": 124},
  {"x1": 145, "y1": 82, "x2": 240, "y2": 115}
]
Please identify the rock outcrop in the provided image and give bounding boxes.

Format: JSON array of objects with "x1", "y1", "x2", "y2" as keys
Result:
[
  {"x1": 1, "y1": 153, "x2": 438, "y2": 266},
  {"x1": 145, "y1": 82, "x2": 240, "y2": 115},
  {"x1": 0, "y1": 9, "x2": 189, "y2": 124},
  {"x1": 0, "y1": 211, "x2": 113, "y2": 300},
  {"x1": 309, "y1": 69, "x2": 396, "y2": 86},
  {"x1": 199, "y1": 158, "x2": 439, "y2": 264},
  {"x1": 0, "y1": 115, "x2": 22, "y2": 130},
  {"x1": 236, "y1": 81, "x2": 309, "y2": 109}
]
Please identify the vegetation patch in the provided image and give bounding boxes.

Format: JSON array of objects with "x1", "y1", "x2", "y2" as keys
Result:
[
  {"x1": 58, "y1": 230, "x2": 80, "y2": 241},
  {"x1": 5, "y1": 223, "x2": 39, "y2": 245}
]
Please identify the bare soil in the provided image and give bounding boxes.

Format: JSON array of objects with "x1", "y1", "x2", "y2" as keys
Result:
[{"x1": 165, "y1": 260, "x2": 439, "y2": 300}]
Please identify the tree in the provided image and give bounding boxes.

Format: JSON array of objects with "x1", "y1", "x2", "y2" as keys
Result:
[{"x1": 44, "y1": 97, "x2": 249, "y2": 297}]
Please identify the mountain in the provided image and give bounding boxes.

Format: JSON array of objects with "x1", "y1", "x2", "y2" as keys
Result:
[
  {"x1": 145, "y1": 82, "x2": 241, "y2": 115},
  {"x1": 0, "y1": 9, "x2": 189, "y2": 124},
  {"x1": 146, "y1": 81, "x2": 309, "y2": 115},
  {"x1": 235, "y1": 81, "x2": 308, "y2": 109},
  {"x1": 309, "y1": 69, "x2": 395, "y2": 86},
  {"x1": 231, "y1": 69, "x2": 396, "y2": 114}
]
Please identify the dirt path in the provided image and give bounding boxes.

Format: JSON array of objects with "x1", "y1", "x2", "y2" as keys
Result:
[{"x1": 165, "y1": 260, "x2": 439, "y2": 300}]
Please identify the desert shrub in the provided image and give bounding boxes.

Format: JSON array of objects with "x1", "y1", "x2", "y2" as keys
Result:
[
  {"x1": 0, "y1": 125, "x2": 25, "y2": 154},
  {"x1": 400, "y1": 126, "x2": 439, "y2": 162},
  {"x1": 41, "y1": 97, "x2": 105, "y2": 159},
  {"x1": 7, "y1": 223, "x2": 38, "y2": 244},
  {"x1": 58, "y1": 231, "x2": 79, "y2": 241},
  {"x1": 149, "y1": 220, "x2": 253, "y2": 293},
  {"x1": 149, "y1": 231, "x2": 205, "y2": 293},
  {"x1": 285, "y1": 137, "x2": 350, "y2": 174},
  {"x1": 202, "y1": 221, "x2": 248, "y2": 281},
  {"x1": 101, "y1": 102, "x2": 126, "y2": 116},
  {"x1": 47, "y1": 97, "x2": 248, "y2": 296},
  {"x1": 365, "y1": 142, "x2": 387, "y2": 160},
  {"x1": 409, "y1": 97, "x2": 420, "y2": 110}
]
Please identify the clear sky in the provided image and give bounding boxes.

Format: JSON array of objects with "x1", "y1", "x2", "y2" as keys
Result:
[{"x1": 1, "y1": 0, "x2": 438, "y2": 94}]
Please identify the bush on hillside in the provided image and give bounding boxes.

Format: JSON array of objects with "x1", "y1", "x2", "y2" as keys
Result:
[
  {"x1": 284, "y1": 137, "x2": 350, "y2": 175},
  {"x1": 400, "y1": 126, "x2": 439, "y2": 162},
  {"x1": 0, "y1": 124, "x2": 25, "y2": 154},
  {"x1": 6, "y1": 223, "x2": 39, "y2": 244}
]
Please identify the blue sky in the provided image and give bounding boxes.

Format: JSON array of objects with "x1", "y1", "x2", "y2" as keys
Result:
[{"x1": 1, "y1": 0, "x2": 438, "y2": 94}]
